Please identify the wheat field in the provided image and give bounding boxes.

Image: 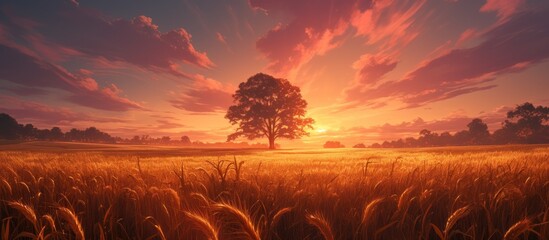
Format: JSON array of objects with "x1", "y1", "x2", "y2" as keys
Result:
[{"x1": 0, "y1": 142, "x2": 548, "y2": 239}]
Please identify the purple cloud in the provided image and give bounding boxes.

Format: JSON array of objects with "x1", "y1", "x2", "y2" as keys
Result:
[{"x1": 1, "y1": 0, "x2": 213, "y2": 77}]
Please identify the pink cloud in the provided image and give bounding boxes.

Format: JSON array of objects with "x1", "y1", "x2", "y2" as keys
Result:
[
  {"x1": 480, "y1": 0, "x2": 525, "y2": 21},
  {"x1": 156, "y1": 119, "x2": 186, "y2": 129},
  {"x1": 216, "y1": 32, "x2": 227, "y2": 45},
  {"x1": 351, "y1": 0, "x2": 426, "y2": 51},
  {"x1": 170, "y1": 75, "x2": 234, "y2": 113},
  {"x1": 344, "y1": 8, "x2": 549, "y2": 109},
  {"x1": 0, "y1": 44, "x2": 144, "y2": 111},
  {"x1": 1, "y1": 1, "x2": 213, "y2": 77},
  {"x1": 251, "y1": 0, "x2": 372, "y2": 74}
]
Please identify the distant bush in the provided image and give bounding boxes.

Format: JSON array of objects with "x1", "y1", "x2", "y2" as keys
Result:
[
  {"x1": 353, "y1": 143, "x2": 366, "y2": 148},
  {"x1": 323, "y1": 141, "x2": 344, "y2": 148}
]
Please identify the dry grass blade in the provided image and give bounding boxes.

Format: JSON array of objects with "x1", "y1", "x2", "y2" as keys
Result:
[
  {"x1": 57, "y1": 207, "x2": 85, "y2": 240},
  {"x1": 0, "y1": 179, "x2": 12, "y2": 195},
  {"x1": 444, "y1": 205, "x2": 471, "y2": 238},
  {"x1": 398, "y1": 186, "x2": 415, "y2": 211},
  {"x1": 7, "y1": 201, "x2": 37, "y2": 230},
  {"x1": 362, "y1": 198, "x2": 384, "y2": 227},
  {"x1": 184, "y1": 211, "x2": 219, "y2": 240},
  {"x1": 2, "y1": 218, "x2": 11, "y2": 240},
  {"x1": 306, "y1": 213, "x2": 334, "y2": 240},
  {"x1": 212, "y1": 203, "x2": 260, "y2": 240},
  {"x1": 40, "y1": 214, "x2": 57, "y2": 232},
  {"x1": 153, "y1": 224, "x2": 167, "y2": 240},
  {"x1": 270, "y1": 207, "x2": 292, "y2": 230},
  {"x1": 503, "y1": 218, "x2": 531, "y2": 240}
]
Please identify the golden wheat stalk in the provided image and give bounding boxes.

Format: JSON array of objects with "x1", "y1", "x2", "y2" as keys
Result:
[
  {"x1": 270, "y1": 207, "x2": 292, "y2": 231},
  {"x1": 153, "y1": 224, "x2": 167, "y2": 240},
  {"x1": 57, "y1": 207, "x2": 85, "y2": 240},
  {"x1": 398, "y1": 186, "x2": 415, "y2": 212},
  {"x1": 444, "y1": 205, "x2": 471, "y2": 238},
  {"x1": 184, "y1": 211, "x2": 219, "y2": 240},
  {"x1": 8, "y1": 201, "x2": 37, "y2": 230},
  {"x1": 362, "y1": 198, "x2": 384, "y2": 227},
  {"x1": 0, "y1": 179, "x2": 12, "y2": 195},
  {"x1": 212, "y1": 203, "x2": 260, "y2": 240},
  {"x1": 306, "y1": 213, "x2": 334, "y2": 240},
  {"x1": 40, "y1": 214, "x2": 57, "y2": 232},
  {"x1": 503, "y1": 218, "x2": 532, "y2": 240}
]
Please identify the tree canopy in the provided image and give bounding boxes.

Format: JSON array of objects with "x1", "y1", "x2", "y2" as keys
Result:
[{"x1": 225, "y1": 73, "x2": 314, "y2": 149}]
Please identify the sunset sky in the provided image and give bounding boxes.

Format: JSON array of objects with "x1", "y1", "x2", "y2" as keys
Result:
[{"x1": 1, "y1": 0, "x2": 548, "y2": 147}]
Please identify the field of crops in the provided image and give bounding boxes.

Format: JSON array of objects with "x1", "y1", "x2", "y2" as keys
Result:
[{"x1": 0, "y1": 142, "x2": 548, "y2": 239}]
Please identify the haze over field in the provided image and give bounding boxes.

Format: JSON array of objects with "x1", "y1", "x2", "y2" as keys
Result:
[{"x1": 1, "y1": 0, "x2": 548, "y2": 147}]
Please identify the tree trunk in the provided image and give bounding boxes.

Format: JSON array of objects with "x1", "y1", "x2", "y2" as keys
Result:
[{"x1": 268, "y1": 137, "x2": 276, "y2": 149}]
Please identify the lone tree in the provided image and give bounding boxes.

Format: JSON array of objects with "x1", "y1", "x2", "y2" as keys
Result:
[{"x1": 226, "y1": 73, "x2": 314, "y2": 149}]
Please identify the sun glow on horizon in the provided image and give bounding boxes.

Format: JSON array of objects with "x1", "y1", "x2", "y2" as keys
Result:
[{"x1": 316, "y1": 128, "x2": 327, "y2": 133}]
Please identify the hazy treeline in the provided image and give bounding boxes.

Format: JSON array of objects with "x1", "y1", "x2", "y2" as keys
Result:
[
  {"x1": 369, "y1": 102, "x2": 549, "y2": 148},
  {"x1": 127, "y1": 135, "x2": 270, "y2": 148},
  {"x1": 0, "y1": 113, "x2": 270, "y2": 148},
  {"x1": 0, "y1": 113, "x2": 115, "y2": 143}
]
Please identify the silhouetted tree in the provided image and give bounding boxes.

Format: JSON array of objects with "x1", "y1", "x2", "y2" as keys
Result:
[
  {"x1": 181, "y1": 135, "x2": 191, "y2": 145},
  {"x1": 324, "y1": 141, "x2": 344, "y2": 148},
  {"x1": 49, "y1": 127, "x2": 64, "y2": 141},
  {"x1": 226, "y1": 73, "x2": 314, "y2": 149},
  {"x1": 502, "y1": 102, "x2": 549, "y2": 143},
  {"x1": 353, "y1": 143, "x2": 366, "y2": 148},
  {"x1": 35, "y1": 129, "x2": 51, "y2": 140},
  {"x1": 418, "y1": 129, "x2": 438, "y2": 146},
  {"x1": 439, "y1": 132, "x2": 452, "y2": 146},
  {"x1": 66, "y1": 128, "x2": 82, "y2": 141},
  {"x1": 467, "y1": 118, "x2": 490, "y2": 144},
  {"x1": 21, "y1": 124, "x2": 37, "y2": 140},
  {"x1": 161, "y1": 136, "x2": 171, "y2": 143},
  {"x1": 0, "y1": 113, "x2": 19, "y2": 140}
]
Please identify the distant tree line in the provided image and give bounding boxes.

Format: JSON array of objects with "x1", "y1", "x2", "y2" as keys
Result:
[
  {"x1": 0, "y1": 113, "x2": 116, "y2": 143},
  {"x1": 0, "y1": 113, "x2": 272, "y2": 148},
  {"x1": 323, "y1": 141, "x2": 345, "y2": 148},
  {"x1": 368, "y1": 102, "x2": 549, "y2": 148},
  {"x1": 124, "y1": 134, "x2": 270, "y2": 148}
]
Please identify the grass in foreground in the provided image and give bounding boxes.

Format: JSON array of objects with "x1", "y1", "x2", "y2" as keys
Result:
[{"x1": 0, "y1": 143, "x2": 548, "y2": 239}]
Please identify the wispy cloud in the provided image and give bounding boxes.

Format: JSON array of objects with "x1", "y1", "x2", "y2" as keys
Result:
[
  {"x1": 170, "y1": 75, "x2": 234, "y2": 113},
  {"x1": 480, "y1": 0, "x2": 525, "y2": 21},
  {"x1": 344, "y1": 7, "x2": 549, "y2": 109},
  {"x1": 0, "y1": 44, "x2": 144, "y2": 111}
]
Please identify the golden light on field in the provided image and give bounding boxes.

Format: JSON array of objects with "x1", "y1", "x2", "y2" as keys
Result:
[{"x1": 0, "y1": 142, "x2": 548, "y2": 239}]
